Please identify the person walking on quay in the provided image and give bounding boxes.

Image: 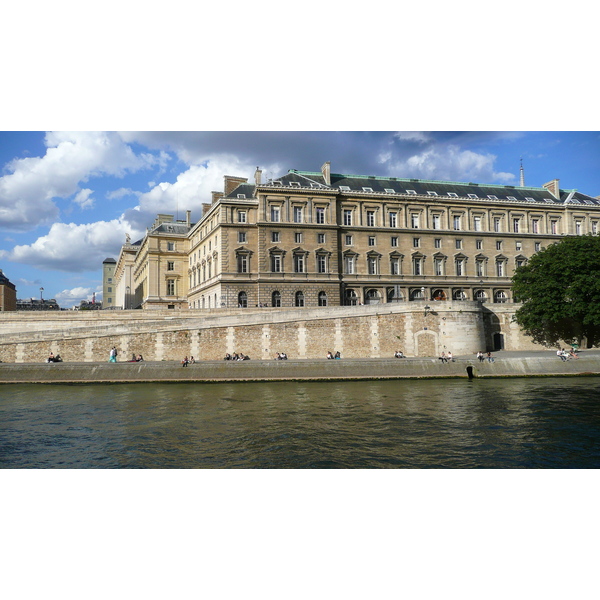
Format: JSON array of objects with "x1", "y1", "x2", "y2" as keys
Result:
[
  {"x1": 109, "y1": 347, "x2": 118, "y2": 363},
  {"x1": 181, "y1": 356, "x2": 189, "y2": 367},
  {"x1": 448, "y1": 351, "x2": 454, "y2": 362},
  {"x1": 487, "y1": 351, "x2": 494, "y2": 363}
]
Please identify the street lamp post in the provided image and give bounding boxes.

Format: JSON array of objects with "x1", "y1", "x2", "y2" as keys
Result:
[
  {"x1": 126, "y1": 286, "x2": 130, "y2": 310},
  {"x1": 40, "y1": 287, "x2": 44, "y2": 302}
]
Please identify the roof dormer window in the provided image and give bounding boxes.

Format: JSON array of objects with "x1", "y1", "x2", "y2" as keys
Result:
[
  {"x1": 468, "y1": 194, "x2": 478, "y2": 199},
  {"x1": 362, "y1": 187, "x2": 373, "y2": 192},
  {"x1": 406, "y1": 190, "x2": 417, "y2": 195},
  {"x1": 488, "y1": 195, "x2": 498, "y2": 200},
  {"x1": 447, "y1": 192, "x2": 458, "y2": 198},
  {"x1": 339, "y1": 185, "x2": 351, "y2": 191}
]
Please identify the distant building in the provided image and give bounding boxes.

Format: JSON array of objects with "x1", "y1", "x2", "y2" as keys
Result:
[
  {"x1": 0, "y1": 269, "x2": 17, "y2": 311},
  {"x1": 102, "y1": 257, "x2": 117, "y2": 309},
  {"x1": 16, "y1": 297, "x2": 60, "y2": 311},
  {"x1": 78, "y1": 300, "x2": 102, "y2": 310}
]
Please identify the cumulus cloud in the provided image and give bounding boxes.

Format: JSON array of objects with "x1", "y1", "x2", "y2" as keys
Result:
[
  {"x1": 0, "y1": 131, "x2": 157, "y2": 231},
  {"x1": 380, "y1": 144, "x2": 515, "y2": 183},
  {"x1": 73, "y1": 188, "x2": 94, "y2": 209},
  {"x1": 393, "y1": 132, "x2": 433, "y2": 144},
  {"x1": 54, "y1": 286, "x2": 101, "y2": 307},
  {"x1": 6, "y1": 218, "x2": 144, "y2": 273}
]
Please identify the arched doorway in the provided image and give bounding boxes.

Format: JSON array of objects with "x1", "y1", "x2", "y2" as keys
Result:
[
  {"x1": 432, "y1": 289, "x2": 447, "y2": 301},
  {"x1": 344, "y1": 289, "x2": 358, "y2": 305},
  {"x1": 295, "y1": 291, "x2": 305, "y2": 307},
  {"x1": 318, "y1": 291, "x2": 327, "y2": 306},
  {"x1": 272, "y1": 291, "x2": 281, "y2": 307},
  {"x1": 238, "y1": 291, "x2": 248, "y2": 308}
]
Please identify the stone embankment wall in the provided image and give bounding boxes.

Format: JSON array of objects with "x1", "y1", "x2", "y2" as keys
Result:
[
  {"x1": 1, "y1": 355, "x2": 599, "y2": 384},
  {"x1": 0, "y1": 302, "x2": 544, "y2": 364}
]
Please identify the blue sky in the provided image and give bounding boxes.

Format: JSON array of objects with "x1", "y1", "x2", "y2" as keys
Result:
[{"x1": 1, "y1": 131, "x2": 598, "y2": 307}]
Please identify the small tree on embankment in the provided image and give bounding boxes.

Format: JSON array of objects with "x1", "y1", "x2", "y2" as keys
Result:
[{"x1": 511, "y1": 234, "x2": 600, "y2": 348}]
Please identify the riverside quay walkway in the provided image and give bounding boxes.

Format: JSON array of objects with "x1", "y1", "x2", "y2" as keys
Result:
[{"x1": 1, "y1": 351, "x2": 600, "y2": 384}]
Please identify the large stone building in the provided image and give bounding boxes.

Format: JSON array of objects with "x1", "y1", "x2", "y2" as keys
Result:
[
  {"x1": 113, "y1": 162, "x2": 600, "y2": 310},
  {"x1": 0, "y1": 269, "x2": 17, "y2": 311}
]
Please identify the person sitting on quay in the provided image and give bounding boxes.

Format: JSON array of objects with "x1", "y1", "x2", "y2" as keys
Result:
[
  {"x1": 224, "y1": 353, "x2": 232, "y2": 361},
  {"x1": 487, "y1": 352, "x2": 495, "y2": 363},
  {"x1": 448, "y1": 351, "x2": 454, "y2": 362},
  {"x1": 47, "y1": 352, "x2": 55, "y2": 363},
  {"x1": 327, "y1": 351, "x2": 334, "y2": 359},
  {"x1": 334, "y1": 351, "x2": 341, "y2": 359},
  {"x1": 189, "y1": 356, "x2": 196, "y2": 364},
  {"x1": 394, "y1": 350, "x2": 405, "y2": 358},
  {"x1": 557, "y1": 348, "x2": 568, "y2": 361},
  {"x1": 569, "y1": 348, "x2": 579, "y2": 359},
  {"x1": 477, "y1": 351, "x2": 485, "y2": 362},
  {"x1": 181, "y1": 356, "x2": 189, "y2": 367},
  {"x1": 137, "y1": 354, "x2": 144, "y2": 362},
  {"x1": 439, "y1": 352, "x2": 448, "y2": 363}
]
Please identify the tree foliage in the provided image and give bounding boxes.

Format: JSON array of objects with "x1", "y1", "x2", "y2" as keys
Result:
[{"x1": 511, "y1": 234, "x2": 600, "y2": 347}]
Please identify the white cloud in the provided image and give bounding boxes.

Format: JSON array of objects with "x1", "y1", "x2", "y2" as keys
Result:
[
  {"x1": 6, "y1": 218, "x2": 144, "y2": 273},
  {"x1": 381, "y1": 144, "x2": 515, "y2": 183},
  {"x1": 0, "y1": 131, "x2": 157, "y2": 231},
  {"x1": 73, "y1": 188, "x2": 94, "y2": 209},
  {"x1": 106, "y1": 188, "x2": 140, "y2": 200},
  {"x1": 393, "y1": 132, "x2": 433, "y2": 144}
]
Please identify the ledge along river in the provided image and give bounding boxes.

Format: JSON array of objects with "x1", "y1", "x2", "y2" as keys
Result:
[{"x1": 1, "y1": 377, "x2": 599, "y2": 468}]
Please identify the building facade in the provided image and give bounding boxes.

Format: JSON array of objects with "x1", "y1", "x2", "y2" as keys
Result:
[
  {"x1": 102, "y1": 258, "x2": 117, "y2": 309},
  {"x1": 113, "y1": 162, "x2": 600, "y2": 310},
  {"x1": 0, "y1": 269, "x2": 17, "y2": 311}
]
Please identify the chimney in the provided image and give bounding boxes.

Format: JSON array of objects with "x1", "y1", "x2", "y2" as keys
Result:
[
  {"x1": 224, "y1": 175, "x2": 248, "y2": 196},
  {"x1": 255, "y1": 167, "x2": 262, "y2": 186},
  {"x1": 321, "y1": 161, "x2": 331, "y2": 186},
  {"x1": 186, "y1": 210, "x2": 191, "y2": 227},
  {"x1": 212, "y1": 191, "x2": 224, "y2": 204},
  {"x1": 202, "y1": 203, "x2": 212, "y2": 215},
  {"x1": 543, "y1": 179, "x2": 560, "y2": 199}
]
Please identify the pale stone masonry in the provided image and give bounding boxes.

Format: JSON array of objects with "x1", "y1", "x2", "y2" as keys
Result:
[{"x1": 110, "y1": 161, "x2": 600, "y2": 312}]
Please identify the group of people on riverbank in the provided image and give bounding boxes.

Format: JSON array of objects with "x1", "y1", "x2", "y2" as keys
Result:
[
  {"x1": 224, "y1": 353, "x2": 250, "y2": 361},
  {"x1": 326, "y1": 351, "x2": 341, "y2": 359},
  {"x1": 557, "y1": 348, "x2": 579, "y2": 361},
  {"x1": 476, "y1": 351, "x2": 495, "y2": 363}
]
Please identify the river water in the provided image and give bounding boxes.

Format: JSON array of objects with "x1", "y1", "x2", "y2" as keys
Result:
[{"x1": 1, "y1": 377, "x2": 599, "y2": 468}]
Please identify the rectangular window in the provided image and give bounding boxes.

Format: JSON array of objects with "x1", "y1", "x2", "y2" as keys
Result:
[
  {"x1": 413, "y1": 237, "x2": 420, "y2": 248},
  {"x1": 107, "y1": 287, "x2": 112, "y2": 293},
  {"x1": 390, "y1": 258, "x2": 400, "y2": 275},
  {"x1": 453, "y1": 215, "x2": 461, "y2": 231},
  {"x1": 293, "y1": 206, "x2": 303, "y2": 223},
  {"x1": 455, "y1": 239, "x2": 462, "y2": 249},
  {"x1": 496, "y1": 262, "x2": 505, "y2": 277},
  {"x1": 238, "y1": 211, "x2": 247, "y2": 223},
  {"x1": 294, "y1": 254, "x2": 305, "y2": 273},
  {"x1": 531, "y1": 219, "x2": 539, "y2": 234},
  {"x1": 476, "y1": 239, "x2": 483, "y2": 250},
  {"x1": 494, "y1": 218, "x2": 501, "y2": 233},
  {"x1": 345, "y1": 234, "x2": 353, "y2": 245},
  {"x1": 389, "y1": 212, "x2": 397, "y2": 228},
  {"x1": 516, "y1": 241, "x2": 522, "y2": 251},
  {"x1": 295, "y1": 232, "x2": 303, "y2": 243},
  {"x1": 576, "y1": 221, "x2": 582, "y2": 235},
  {"x1": 476, "y1": 260, "x2": 485, "y2": 277},
  {"x1": 391, "y1": 236, "x2": 398, "y2": 247},
  {"x1": 473, "y1": 216, "x2": 482, "y2": 232},
  {"x1": 317, "y1": 233, "x2": 325, "y2": 244},
  {"x1": 271, "y1": 231, "x2": 280, "y2": 243},
  {"x1": 345, "y1": 256, "x2": 355, "y2": 274},
  {"x1": 317, "y1": 255, "x2": 327, "y2": 273},
  {"x1": 368, "y1": 236, "x2": 376, "y2": 247},
  {"x1": 271, "y1": 255, "x2": 282, "y2": 272},
  {"x1": 238, "y1": 232, "x2": 247, "y2": 243},
  {"x1": 316, "y1": 207, "x2": 325, "y2": 224},
  {"x1": 455, "y1": 259, "x2": 464, "y2": 276},
  {"x1": 592, "y1": 222, "x2": 598, "y2": 235},
  {"x1": 411, "y1": 214, "x2": 420, "y2": 228},
  {"x1": 271, "y1": 206, "x2": 281, "y2": 222},
  {"x1": 551, "y1": 220, "x2": 558, "y2": 234},
  {"x1": 237, "y1": 255, "x2": 248, "y2": 273},
  {"x1": 513, "y1": 218, "x2": 520, "y2": 233},
  {"x1": 368, "y1": 257, "x2": 378, "y2": 275},
  {"x1": 496, "y1": 241, "x2": 502, "y2": 251},
  {"x1": 367, "y1": 210, "x2": 375, "y2": 227},
  {"x1": 167, "y1": 242, "x2": 175, "y2": 251},
  {"x1": 434, "y1": 258, "x2": 444, "y2": 276},
  {"x1": 167, "y1": 279, "x2": 175, "y2": 295},
  {"x1": 535, "y1": 242, "x2": 541, "y2": 252},
  {"x1": 413, "y1": 258, "x2": 422, "y2": 275},
  {"x1": 434, "y1": 238, "x2": 441, "y2": 249},
  {"x1": 343, "y1": 209, "x2": 352, "y2": 226},
  {"x1": 432, "y1": 214, "x2": 441, "y2": 230},
  {"x1": 167, "y1": 261, "x2": 174, "y2": 271}
]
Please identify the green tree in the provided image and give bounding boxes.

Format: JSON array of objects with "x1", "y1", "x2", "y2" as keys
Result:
[{"x1": 511, "y1": 234, "x2": 600, "y2": 347}]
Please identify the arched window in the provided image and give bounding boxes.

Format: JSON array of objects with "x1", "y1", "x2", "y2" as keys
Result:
[
  {"x1": 453, "y1": 289, "x2": 467, "y2": 301},
  {"x1": 475, "y1": 290, "x2": 487, "y2": 302},
  {"x1": 295, "y1": 291, "x2": 304, "y2": 307},
  {"x1": 238, "y1": 291, "x2": 248, "y2": 308},
  {"x1": 387, "y1": 287, "x2": 403, "y2": 302},
  {"x1": 410, "y1": 288, "x2": 425, "y2": 301},
  {"x1": 318, "y1": 291, "x2": 327, "y2": 306},
  {"x1": 365, "y1": 289, "x2": 381, "y2": 304},
  {"x1": 344, "y1": 289, "x2": 358, "y2": 305},
  {"x1": 494, "y1": 290, "x2": 508, "y2": 303},
  {"x1": 272, "y1": 291, "x2": 281, "y2": 307}
]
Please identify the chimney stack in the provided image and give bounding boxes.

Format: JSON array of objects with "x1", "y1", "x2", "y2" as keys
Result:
[
  {"x1": 321, "y1": 161, "x2": 331, "y2": 186},
  {"x1": 543, "y1": 179, "x2": 560, "y2": 199},
  {"x1": 186, "y1": 210, "x2": 191, "y2": 227},
  {"x1": 255, "y1": 167, "x2": 262, "y2": 186}
]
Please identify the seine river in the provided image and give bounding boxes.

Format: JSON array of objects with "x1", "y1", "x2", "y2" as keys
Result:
[{"x1": 1, "y1": 377, "x2": 599, "y2": 468}]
